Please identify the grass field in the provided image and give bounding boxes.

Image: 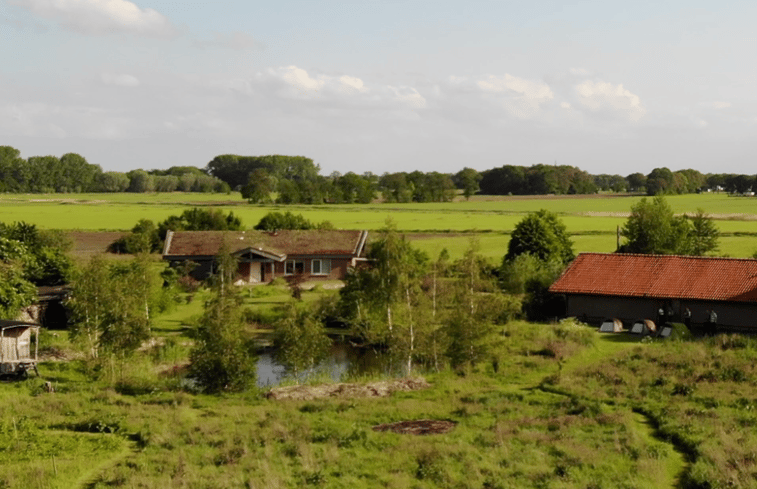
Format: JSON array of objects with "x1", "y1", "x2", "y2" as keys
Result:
[
  {"x1": 1, "y1": 185, "x2": 756, "y2": 487},
  {"x1": 7, "y1": 313, "x2": 757, "y2": 488},
  {"x1": 4, "y1": 191, "x2": 756, "y2": 259}
]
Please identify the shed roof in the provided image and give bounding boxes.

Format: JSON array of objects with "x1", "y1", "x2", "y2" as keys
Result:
[
  {"x1": 163, "y1": 230, "x2": 368, "y2": 259},
  {"x1": 549, "y1": 253, "x2": 757, "y2": 303}
]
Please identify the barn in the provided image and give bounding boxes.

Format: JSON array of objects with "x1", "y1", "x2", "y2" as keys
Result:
[{"x1": 549, "y1": 253, "x2": 757, "y2": 331}]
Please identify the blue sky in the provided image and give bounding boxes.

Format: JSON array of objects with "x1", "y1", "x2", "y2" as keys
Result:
[{"x1": 2, "y1": 0, "x2": 756, "y2": 176}]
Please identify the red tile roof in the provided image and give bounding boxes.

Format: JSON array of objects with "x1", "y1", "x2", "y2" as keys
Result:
[
  {"x1": 163, "y1": 230, "x2": 367, "y2": 258},
  {"x1": 549, "y1": 253, "x2": 757, "y2": 303}
]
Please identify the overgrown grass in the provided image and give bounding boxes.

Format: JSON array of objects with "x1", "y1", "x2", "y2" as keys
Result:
[{"x1": 3, "y1": 316, "x2": 714, "y2": 488}]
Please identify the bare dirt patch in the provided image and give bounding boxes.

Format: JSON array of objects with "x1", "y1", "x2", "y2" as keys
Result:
[
  {"x1": 265, "y1": 377, "x2": 430, "y2": 401},
  {"x1": 372, "y1": 419, "x2": 457, "y2": 435}
]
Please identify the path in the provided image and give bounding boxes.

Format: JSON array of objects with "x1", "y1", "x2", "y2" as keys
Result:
[{"x1": 541, "y1": 332, "x2": 688, "y2": 488}]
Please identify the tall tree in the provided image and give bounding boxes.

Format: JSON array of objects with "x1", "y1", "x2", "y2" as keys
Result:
[
  {"x1": 505, "y1": 210, "x2": 574, "y2": 264},
  {"x1": 617, "y1": 195, "x2": 713, "y2": 255},
  {"x1": 685, "y1": 209, "x2": 720, "y2": 256},
  {"x1": 189, "y1": 242, "x2": 255, "y2": 393},
  {"x1": 445, "y1": 240, "x2": 502, "y2": 370},
  {"x1": 338, "y1": 220, "x2": 428, "y2": 374},
  {"x1": 454, "y1": 168, "x2": 482, "y2": 200},
  {"x1": 241, "y1": 168, "x2": 276, "y2": 203},
  {"x1": 274, "y1": 304, "x2": 331, "y2": 382},
  {"x1": 67, "y1": 255, "x2": 111, "y2": 358}
]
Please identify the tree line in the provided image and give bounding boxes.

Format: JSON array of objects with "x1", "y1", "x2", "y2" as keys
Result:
[
  {"x1": 0, "y1": 146, "x2": 229, "y2": 194},
  {"x1": 5, "y1": 143, "x2": 757, "y2": 200}
]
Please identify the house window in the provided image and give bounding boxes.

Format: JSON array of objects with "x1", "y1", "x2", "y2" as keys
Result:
[
  {"x1": 311, "y1": 259, "x2": 331, "y2": 276},
  {"x1": 285, "y1": 260, "x2": 305, "y2": 275}
]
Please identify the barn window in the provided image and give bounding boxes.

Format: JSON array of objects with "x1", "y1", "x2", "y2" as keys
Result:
[
  {"x1": 311, "y1": 259, "x2": 331, "y2": 275},
  {"x1": 285, "y1": 260, "x2": 304, "y2": 275}
]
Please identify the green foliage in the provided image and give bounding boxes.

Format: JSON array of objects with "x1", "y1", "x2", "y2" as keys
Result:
[
  {"x1": 685, "y1": 208, "x2": 720, "y2": 256},
  {"x1": 241, "y1": 168, "x2": 275, "y2": 203},
  {"x1": 619, "y1": 196, "x2": 719, "y2": 255},
  {"x1": 189, "y1": 245, "x2": 256, "y2": 393},
  {"x1": 332, "y1": 172, "x2": 376, "y2": 203},
  {"x1": 453, "y1": 167, "x2": 482, "y2": 200},
  {"x1": 339, "y1": 220, "x2": 430, "y2": 373},
  {"x1": 0, "y1": 221, "x2": 73, "y2": 285},
  {"x1": 254, "y1": 211, "x2": 314, "y2": 231},
  {"x1": 205, "y1": 154, "x2": 321, "y2": 190},
  {"x1": 620, "y1": 195, "x2": 686, "y2": 254},
  {"x1": 67, "y1": 255, "x2": 156, "y2": 359},
  {"x1": 157, "y1": 207, "x2": 243, "y2": 241},
  {"x1": 274, "y1": 303, "x2": 332, "y2": 381},
  {"x1": 500, "y1": 253, "x2": 561, "y2": 295},
  {"x1": 480, "y1": 164, "x2": 597, "y2": 195},
  {"x1": 0, "y1": 263, "x2": 36, "y2": 319},
  {"x1": 111, "y1": 218, "x2": 162, "y2": 254},
  {"x1": 445, "y1": 240, "x2": 506, "y2": 369},
  {"x1": 505, "y1": 209, "x2": 574, "y2": 264}
]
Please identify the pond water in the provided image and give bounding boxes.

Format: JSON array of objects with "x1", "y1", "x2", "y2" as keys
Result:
[{"x1": 256, "y1": 342, "x2": 385, "y2": 387}]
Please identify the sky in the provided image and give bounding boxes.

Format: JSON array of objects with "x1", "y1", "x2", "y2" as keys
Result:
[{"x1": 2, "y1": 0, "x2": 757, "y2": 176}]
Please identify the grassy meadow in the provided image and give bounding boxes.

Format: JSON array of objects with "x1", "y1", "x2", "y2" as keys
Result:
[
  {"x1": 2, "y1": 191, "x2": 756, "y2": 259},
  {"x1": 6, "y1": 309, "x2": 757, "y2": 488},
  {"x1": 3, "y1": 191, "x2": 757, "y2": 487}
]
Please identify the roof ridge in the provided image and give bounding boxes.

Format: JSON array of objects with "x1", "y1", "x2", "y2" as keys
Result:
[{"x1": 578, "y1": 252, "x2": 757, "y2": 262}]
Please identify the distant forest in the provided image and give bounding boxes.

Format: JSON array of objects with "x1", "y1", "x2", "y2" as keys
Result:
[{"x1": 1, "y1": 145, "x2": 753, "y2": 202}]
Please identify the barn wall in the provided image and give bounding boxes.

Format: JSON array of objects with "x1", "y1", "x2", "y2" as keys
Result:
[
  {"x1": 566, "y1": 295, "x2": 659, "y2": 326},
  {"x1": 565, "y1": 294, "x2": 757, "y2": 330}
]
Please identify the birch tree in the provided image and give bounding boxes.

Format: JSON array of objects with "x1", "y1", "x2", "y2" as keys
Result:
[
  {"x1": 338, "y1": 220, "x2": 428, "y2": 375},
  {"x1": 275, "y1": 303, "x2": 331, "y2": 382},
  {"x1": 446, "y1": 240, "x2": 504, "y2": 370},
  {"x1": 189, "y1": 241, "x2": 256, "y2": 393}
]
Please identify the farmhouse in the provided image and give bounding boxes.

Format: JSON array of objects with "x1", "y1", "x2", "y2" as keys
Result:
[
  {"x1": 162, "y1": 230, "x2": 368, "y2": 283},
  {"x1": 549, "y1": 253, "x2": 757, "y2": 330}
]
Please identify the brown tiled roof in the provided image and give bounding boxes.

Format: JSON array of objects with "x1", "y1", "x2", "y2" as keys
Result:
[
  {"x1": 549, "y1": 253, "x2": 757, "y2": 303},
  {"x1": 163, "y1": 230, "x2": 367, "y2": 258}
]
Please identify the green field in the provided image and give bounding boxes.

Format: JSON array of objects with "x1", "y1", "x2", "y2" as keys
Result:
[
  {"x1": 2, "y1": 191, "x2": 757, "y2": 487},
  {"x1": 6, "y1": 315, "x2": 757, "y2": 488},
  {"x1": 1, "y1": 192, "x2": 756, "y2": 259}
]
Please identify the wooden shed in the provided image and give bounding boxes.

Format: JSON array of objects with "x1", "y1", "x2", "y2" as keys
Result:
[{"x1": 0, "y1": 321, "x2": 40, "y2": 377}]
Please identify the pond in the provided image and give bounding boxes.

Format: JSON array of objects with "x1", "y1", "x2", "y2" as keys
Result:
[{"x1": 256, "y1": 341, "x2": 385, "y2": 387}]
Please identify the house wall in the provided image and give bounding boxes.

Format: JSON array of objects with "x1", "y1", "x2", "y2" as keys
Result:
[
  {"x1": 272, "y1": 257, "x2": 352, "y2": 281},
  {"x1": 565, "y1": 294, "x2": 757, "y2": 330},
  {"x1": 174, "y1": 256, "x2": 354, "y2": 283}
]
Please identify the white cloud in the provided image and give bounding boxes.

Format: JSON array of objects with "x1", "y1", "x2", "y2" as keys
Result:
[
  {"x1": 277, "y1": 65, "x2": 326, "y2": 94},
  {"x1": 260, "y1": 66, "x2": 425, "y2": 110},
  {"x1": 575, "y1": 80, "x2": 646, "y2": 121},
  {"x1": 100, "y1": 73, "x2": 140, "y2": 87},
  {"x1": 475, "y1": 74, "x2": 553, "y2": 119},
  {"x1": 338, "y1": 75, "x2": 367, "y2": 94},
  {"x1": 477, "y1": 74, "x2": 553, "y2": 101},
  {"x1": 560, "y1": 102, "x2": 571, "y2": 109},
  {"x1": 12, "y1": 0, "x2": 174, "y2": 37},
  {"x1": 387, "y1": 86, "x2": 426, "y2": 109}
]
